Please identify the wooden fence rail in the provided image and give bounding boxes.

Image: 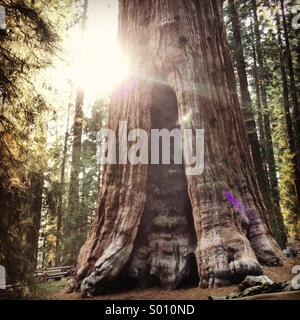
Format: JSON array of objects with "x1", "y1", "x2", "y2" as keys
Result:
[
  {"x1": 0, "y1": 266, "x2": 74, "y2": 293},
  {"x1": 34, "y1": 266, "x2": 74, "y2": 282}
]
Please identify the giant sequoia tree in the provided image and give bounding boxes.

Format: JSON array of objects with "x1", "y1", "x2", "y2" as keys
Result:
[{"x1": 67, "y1": 0, "x2": 283, "y2": 296}]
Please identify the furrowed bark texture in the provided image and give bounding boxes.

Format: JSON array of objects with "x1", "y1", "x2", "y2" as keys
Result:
[{"x1": 67, "y1": 0, "x2": 282, "y2": 296}]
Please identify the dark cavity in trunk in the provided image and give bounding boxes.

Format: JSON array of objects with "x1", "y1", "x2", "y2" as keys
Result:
[{"x1": 126, "y1": 82, "x2": 199, "y2": 289}]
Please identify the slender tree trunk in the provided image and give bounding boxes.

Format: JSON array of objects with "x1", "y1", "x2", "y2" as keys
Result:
[
  {"x1": 249, "y1": 29, "x2": 286, "y2": 245},
  {"x1": 276, "y1": 9, "x2": 300, "y2": 239},
  {"x1": 66, "y1": 89, "x2": 84, "y2": 263},
  {"x1": 66, "y1": 0, "x2": 88, "y2": 264},
  {"x1": 250, "y1": 21, "x2": 266, "y2": 161},
  {"x1": 280, "y1": 0, "x2": 300, "y2": 162},
  {"x1": 55, "y1": 103, "x2": 70, "y2": 266},
  {"x1": 26, "y1": 101, "x2": 47, "y2": 271},
  {"x1": 228, "y1": 0, "x2": 283, "y2": 245},
  {"x1": 27, "y1": 172, "x2": 44, "y2": 271},
  {"x1": 67, "y1": 0, "x2": 282, "y2": 296},
  {"x1": 251, "y1": 0, "x2": 285, "y2": 245},
  {"x1": 41, "y1": 234, "x2": 46, "y2": 270}
]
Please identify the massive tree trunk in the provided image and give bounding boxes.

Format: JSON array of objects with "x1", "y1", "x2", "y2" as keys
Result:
[{"x1": 67, "y1": 0, "x2": 282, "y2": 296}]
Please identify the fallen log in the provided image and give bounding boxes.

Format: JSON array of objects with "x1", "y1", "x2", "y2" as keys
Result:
[{"x1": 238, "y1": 291, "x2": 300, "y2": 300}]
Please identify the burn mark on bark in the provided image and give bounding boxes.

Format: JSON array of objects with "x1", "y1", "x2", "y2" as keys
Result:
[
  {"x1": 179, "y1": 36, "x2": 188, "y2": 46},
  {"x1": 127, "y1": 82, "x2": 197, "y2": 289},
  {"x1": 210, "y1": 117, "x2": 217, "y2": 128},
  {"x1": 140, "y1": 16, "x2": 150, "y2": 27},
  {"x1": 174, "y1": 14, "x2": 180, "y2": 22}
]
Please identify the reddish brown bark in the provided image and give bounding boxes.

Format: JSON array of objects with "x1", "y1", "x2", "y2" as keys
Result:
[{"x1": 67, "y1": 0, "x2": 282, "y2": 296}]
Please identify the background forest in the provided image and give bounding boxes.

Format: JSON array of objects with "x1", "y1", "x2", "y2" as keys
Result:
[{"x1": 0, "y1": 0, "x2": 299, "y2": 296}]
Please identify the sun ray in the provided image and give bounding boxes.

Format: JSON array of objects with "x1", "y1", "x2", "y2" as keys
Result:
[{"x1": 49, "y1": 0, "x2": 129, "y2": 106}]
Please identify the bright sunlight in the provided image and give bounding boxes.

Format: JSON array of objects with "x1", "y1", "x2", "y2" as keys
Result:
[{"x1": 51, "y1": 0, "x2": 129, "y2": 104}]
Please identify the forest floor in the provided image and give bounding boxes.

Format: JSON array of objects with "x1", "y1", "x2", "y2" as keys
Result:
[{"x1": 49, "y1": 253, "x2": 300, "y2": 300}]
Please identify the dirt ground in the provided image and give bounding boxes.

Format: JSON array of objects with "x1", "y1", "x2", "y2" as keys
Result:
[{"x1": 52, "y1": 254, "x2": 300, "y2": 300}]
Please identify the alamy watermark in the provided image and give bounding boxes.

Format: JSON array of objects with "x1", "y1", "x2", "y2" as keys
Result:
[
  {"x1": 97, "y1": 121, "x2": 205, "y2": 176},
  {"x1": 292, "y1": 265, "x2": 300, "y2": 290},
  {"x1": 287, "y1": 0, "x2": 300, "y2": 30},
  {"x1": 0, "y1": 5, "x2": 6, "y2": 30}
]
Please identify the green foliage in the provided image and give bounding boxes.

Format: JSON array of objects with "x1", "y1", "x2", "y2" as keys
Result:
[
  {"x1": 0, "y1": 0, "x2": 74, "y2": 284},
  {"x1": 34, "y1": 278, "x2": 69, "y2": 299},
  {"x1": 61, "y1": 98, "x2": 108, "y2": 265},
  {"x1": 271, "y1": 98, "x2": 299, "y2": 238},
  {"x1": 224, "y1": 0, "x2": 300, "y2": 240}
]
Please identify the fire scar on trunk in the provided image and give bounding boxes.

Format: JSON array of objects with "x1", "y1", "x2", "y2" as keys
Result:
[{"x1": 127, "y1": 83, "x2": 199, "y2": 289}]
